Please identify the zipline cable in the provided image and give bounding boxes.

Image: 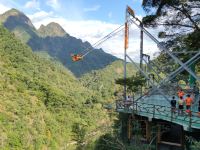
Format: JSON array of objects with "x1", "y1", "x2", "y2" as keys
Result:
[
  {"x1": 81, "y1": 24, "x2": 125, "y2": 57},
  {"x1": 73, "y1": 20, "x2": 133, "y2": 59}
]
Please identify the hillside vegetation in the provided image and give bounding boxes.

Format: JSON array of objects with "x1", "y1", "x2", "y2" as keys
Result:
[
  {"x1": 80, "y1": 61, "x2": 136, "y2": 103},
  {"x1": 0, "y1": 25, "x2": 111, "y2": 149}
]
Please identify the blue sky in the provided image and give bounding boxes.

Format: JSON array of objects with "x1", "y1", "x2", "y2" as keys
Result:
[
  {"x1": 0, "y1": 0, "x2": 159, "y2": 60},
  {"x1": 0, "y1": 0, "x2": 145, "y2": 23}
]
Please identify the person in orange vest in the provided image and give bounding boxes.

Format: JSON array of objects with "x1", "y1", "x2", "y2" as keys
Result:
[
  {"x1": 185, "y1": 94, "x2": 193, "y2": 113},
  {"x1": 177, "y1": 89, "x2": 185, "y2": 98}
]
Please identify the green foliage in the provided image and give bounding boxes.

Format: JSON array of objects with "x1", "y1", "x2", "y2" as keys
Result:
[
  {"x1": 94, "y1": 133, "x2": 125, "y2": 150},
  {"x1": 0, "y1": 25, "x2": 111, "y2": 149},
  {"x1": 72, "y1": 123, "x2": 87, "y2": 145},
  {"x1": 80, "y1": 61, "x2": 136, "y2": 103},
  {"x1": 184, "y1": 30, "x2": 200, "y2": 50},
  {"x1": 191, "y1": 141, "x2": 200, "y2": 150},
  {"x1": 142, "y1": 0, "x2": 200, "y2": 50},
  {"x1": 142, "y1": 15, "x2": 157, "y2": 26},
  {"x1": 115, "y1": 75, "x2": 146, "y2": 93}
]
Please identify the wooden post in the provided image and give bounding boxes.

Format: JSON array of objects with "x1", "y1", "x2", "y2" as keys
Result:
[
  {"x1": 171, "y1": 108, "x2": 173, "y2": 122},
  {"x1": 189, "y1": 111, "x2": 192, "y2": 130},
  {"x1": 157, "y1": 125, "x2": 161, "y2": 150},
  {"x1": 127, "y1": 115, "x2": 132, "y2": 141},
  {"x1": 146, "y1": 121, "x2": 151, "y2": 142},
  {"x1": 120, "y1": 113, "x2": 129, "y2": 142},
  {"x1": 153, "y1": 105, "x2": 155, "y2": 118},
  {"x1": 136, "y1": 102, "x2": 138, "y2": 113},
  {"x1": 180, "y1": 126, "x2": 185, "y2": 150}
]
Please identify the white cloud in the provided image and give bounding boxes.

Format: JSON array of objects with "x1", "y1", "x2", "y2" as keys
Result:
[
  {"x1": 25, "y1": 0, "x2": 40, "y2": 10},
  {"x1": 29, "y1": 10, "x2": 160, "y2": 62},
  {"x1": 46, "y1": 0, "x2": 60, "y2": 10},
  {"x1": 0, "y1": 3, "x2": 10, "y2": 14},
  {"x1": 28, "y1": 11, "x2": 54, "y2": 22},
  {"x1": 83, "y1": 5, "x2": 101, "y2": 12}
]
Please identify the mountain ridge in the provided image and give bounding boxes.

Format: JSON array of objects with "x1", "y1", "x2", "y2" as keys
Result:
[
  {"x1": 0, "y1": 8, "x2": 119, "y2": 77},
  {"x1": 0, "y1": 8, "x2": 35, "y2": 30},
  {"x1": 38, "y1": 22, "x2": 69, "y2": 37}
]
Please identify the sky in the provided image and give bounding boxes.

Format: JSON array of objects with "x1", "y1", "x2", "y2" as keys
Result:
[{"x1": 0, "y1": 0, "x2": 160, "y2": 61}]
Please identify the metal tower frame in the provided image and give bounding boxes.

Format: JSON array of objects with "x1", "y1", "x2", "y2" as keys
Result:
[{"x1": 124, "y1": 6, "x2": 200, "y2": 102}]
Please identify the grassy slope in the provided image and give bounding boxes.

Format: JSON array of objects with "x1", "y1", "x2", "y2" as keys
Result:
[{"x1": 0, "y1": 25, "x2": 110, "y2": 149}]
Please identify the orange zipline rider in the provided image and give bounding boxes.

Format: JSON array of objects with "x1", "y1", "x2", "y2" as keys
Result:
[{"x1": 71, "y1": 54, "x2": 83, "y2": 62}]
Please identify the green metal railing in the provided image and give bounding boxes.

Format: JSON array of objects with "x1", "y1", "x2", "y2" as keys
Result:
[{"x1": 116, "y1": 100, "x2": 200, "y2": 131}]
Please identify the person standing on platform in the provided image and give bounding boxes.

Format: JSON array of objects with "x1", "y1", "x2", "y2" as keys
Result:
[
  {"x1": 177, "y1": 89, "x2": 185, "y2": 99},
  {"x1": 171, "y1": 96, "x2": 176, "y2": 114},
  {"x1": 178, "y1": 96, "x2": 184, "y2": 115},
  {"x1": 185, "y1": 94, "x2": 193, "y2": 113}
]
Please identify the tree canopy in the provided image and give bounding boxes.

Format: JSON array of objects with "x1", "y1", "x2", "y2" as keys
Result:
[
  {"x1": 115, "y1": 75, "x2": 146, "y2": 94},
  {"x1": 142, "y1": 0, "x2": 200, "y2": 82},
  {"x1": 142, "y1": 0, "x2": 200, "y2": 33},
  {"x1": 142, "y1": 0, "x2": 200, "y2": 51}
]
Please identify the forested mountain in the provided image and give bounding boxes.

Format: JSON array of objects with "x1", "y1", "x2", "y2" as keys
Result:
[
  {"x1": 80, "y1": 60, "x2": 136, "y2": 103},
  {"x1": 0, "y1": 25, "x2": 112, "y2": 149},
  {"x1": 0, "y1": 9, "x2": 118, "y2": 77}
]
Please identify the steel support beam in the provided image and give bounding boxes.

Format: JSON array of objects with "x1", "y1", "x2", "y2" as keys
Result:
[
  {"x1": 126, "y1": 54, "x2": 171, "y2": 102},
  {"x1": 129, "y1": 18, "x2": 200, "y2": 82},
  {"x1": 140, "y1": 23, "x2": 143, "y2": 70},
  {"x1": 142, "y1": 57, "x2": 162, "y2": 82},
  {"x1": 145, "y1": 52, "x2": 200, "y2": 99}
]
